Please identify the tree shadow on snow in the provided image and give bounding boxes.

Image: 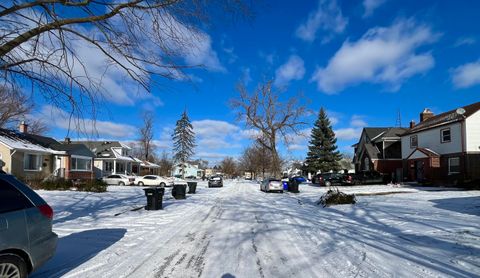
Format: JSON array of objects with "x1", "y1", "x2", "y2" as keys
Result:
[
  {"x1": 431, "y1": 196, "x2": 480, "y2": 216},
  {"x1": 31, "y1": 228, "x2": 126, "y2": 278}
]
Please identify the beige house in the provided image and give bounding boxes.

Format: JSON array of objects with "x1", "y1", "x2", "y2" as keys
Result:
[{"x1": 0, "y1": 124, "x2": 95, "y2": 181}]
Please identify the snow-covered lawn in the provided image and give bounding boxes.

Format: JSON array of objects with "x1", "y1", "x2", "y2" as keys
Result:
[{"x1": 31, "y1": 181, "x2": 480, "y2": 278}]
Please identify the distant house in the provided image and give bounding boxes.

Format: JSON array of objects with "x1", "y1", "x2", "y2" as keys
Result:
[
  {"x1": 401, "y1": 102, "x2": 480, "y2": 184},
  {"x1": 353, "y1": 127, "x2": 407, "y2": 179},
  {"x1": 172, "y1": 163, "x2": 204, "y2": 178},
  {"x1": 76, "y1": 141, "x2": 139, "y2": 178},
  {"x1": 0, "y1": 122, "x2": 95, "y2": 181}
]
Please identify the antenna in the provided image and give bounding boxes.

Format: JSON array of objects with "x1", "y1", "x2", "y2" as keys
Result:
[{"x1": 395, "y1": 109, "x2": 402, "y2": 127}]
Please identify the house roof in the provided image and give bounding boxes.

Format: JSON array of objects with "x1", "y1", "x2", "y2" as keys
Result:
[
  {"x1": 24, "y1": 134, "x2": 94, "y2": 157},
  {"x1": 75, "y1": 141, "x2": 136, "y2": 161},
  {"x1": 0, "y1": 128, "x2": 64, "y2": 154},
  {"x1": 406, "y1": 147, "x2": 440, "y2": 160},
  {"x1": 404, "y1": 101, "x2": 480, "y2": 135}
]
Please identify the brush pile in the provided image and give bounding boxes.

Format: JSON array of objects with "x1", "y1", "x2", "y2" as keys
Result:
[{"x1": 318, "y1": 187, "x2": 356, "y2": 207}]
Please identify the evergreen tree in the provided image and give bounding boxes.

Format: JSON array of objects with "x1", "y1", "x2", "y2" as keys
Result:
[
  {"x1": 304, "y1": 108, "x2": 342, "y2": 173},
  {"x1": 172, "y1": 110, "x2": 196, "y2": 178}
]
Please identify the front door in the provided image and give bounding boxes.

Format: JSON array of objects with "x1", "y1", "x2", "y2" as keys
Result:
[{"x1": 415, "y1": 160, "x2": 424, "y2": 181}]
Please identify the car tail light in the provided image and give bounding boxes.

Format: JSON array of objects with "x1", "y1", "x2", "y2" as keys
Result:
[
  {"x1": 38, "y1": 204, "x2": 54, "y2": 219},
  {"x1": 348, "y1": 175, "x2": 352, "y2": 181}
]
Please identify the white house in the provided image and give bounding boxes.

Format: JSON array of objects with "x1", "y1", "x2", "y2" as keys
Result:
[
  {"x1": 172, "y1": 162, "x2": 204, "y2": 178},
  {"x1": 400, "y1": 102, "x2": 480, "y2": 184}
]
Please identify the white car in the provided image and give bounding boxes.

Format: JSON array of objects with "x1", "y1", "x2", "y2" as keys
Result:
[
  {"x1": 136, "y1": 175, "x2": 173, "y2": 187},
  {"x1": 102, "y1": 174, "x2": 135, "y2": 186},
  {"x1": 260, "y1": 178, "x2": 283, "y2": 193}
]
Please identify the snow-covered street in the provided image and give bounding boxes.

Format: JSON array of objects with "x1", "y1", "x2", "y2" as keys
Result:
[{"x1": 31, "y1": 181, "x2": 480, "y2": 278}]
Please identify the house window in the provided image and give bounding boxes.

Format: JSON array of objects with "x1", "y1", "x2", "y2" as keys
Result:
[
  {"x1": 363, "y1": 157, "x2": 370, "y2": 171},
  {"x1": 410, "y1": 135, "x2": 418, "y2": 148},
  {"x1": 448, "y1": 157, "x2": 460, "y2": 174},
  {"x1": 71, "y1": 157, "x2": 92, "y2": 171},
  {"x1": 24, "y1": 154, "x2": 41, "y2": 171},
  {"x1": 441, "y1": 128, "x2": 451, "y2": 143},
  {"x1": 105, "y1": 161, "x2": 113, "y2": 171}
]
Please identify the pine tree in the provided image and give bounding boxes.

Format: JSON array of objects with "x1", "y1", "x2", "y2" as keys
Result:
[
  {"x1": 172, "y1": 110, "x2": 196, "y2": 178},
  {"x1": 304, "y1": 108, "x2": 342, "y2": 173}
]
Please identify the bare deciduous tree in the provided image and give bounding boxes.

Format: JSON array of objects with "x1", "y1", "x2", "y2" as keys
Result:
[
  {"x1": 139, "y1": 111, "x2": 155, "y2": 161},
  {"x1": 232, "y1": 80, "x2": 307, "y2": 176},
  {"x1": 0, "y1": 86, "x2": 32, "y2": 127},
  {"x1": 0, "y1": 1, "x2": 251, "y2": 122},
  {"x1": 157, "y1": 151, "x2": 173, "y2": 177},
  {"x1": 239, "y1": 143, "x2": 272, "y2": 179},
  {"x1": 28, "y1": 119, "x2": 49, "y2": 135},
  {"x1": 220, "y1": 156, "x2": 236, "y2": 178}
]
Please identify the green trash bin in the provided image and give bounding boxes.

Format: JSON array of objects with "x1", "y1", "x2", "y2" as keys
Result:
[
  {"x1": 172, "y1": 183, "x2": 187, "y2": 199},
  {"x1": 143, "y1": 187, "x2": 164, "y2": 210},
  {"x1": 187, "y1": 182, "x2": 197, "y2": 194}
]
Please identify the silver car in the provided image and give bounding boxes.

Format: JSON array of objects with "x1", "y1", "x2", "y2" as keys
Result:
[
  {"x1": 260, "y1": 178, "x2": 283, "y2": 193},
  {"x1": 0, "y1": 174, "x2": 58, "y2": 278},
  {"x1": 102, "y1": 174, "x2": 135, "y2": 186}
]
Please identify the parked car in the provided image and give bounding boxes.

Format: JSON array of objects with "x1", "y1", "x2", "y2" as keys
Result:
[
  {"x1": 0, "y1": 174, "x2": 58, "y2": 278},
  {"x1": 352, "y1": 171, "x2": 388, "y2": 185},
  {"x1": 135, "y1": 175, "x2": 173, "y2": 187},
  {"x1": 260, "y1": 178, "x2": 283, "y2": 193},
  {"x1": 312, "y1": 173, "x2": 346, "y2": 186},
  {"x1": 102, "y1": 174, "x2": 135, "y2": 186},
  {"x1": 208, "y1": 176, "x2": 223, "y2": 188}
]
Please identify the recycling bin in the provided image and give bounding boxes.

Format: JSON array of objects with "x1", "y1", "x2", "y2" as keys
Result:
[
  {"x1": 187, "y1": 182, "x2": 197, "y2": 194},
  {"x1": 172, "y1": 183, "x2": 187, "y2": 199},
  {"x1": 143, "y1": 187, "x2": 164, "y2": 210},
  {"x1": 288, "y1": 179, "x2": 299, "y2": 193}
]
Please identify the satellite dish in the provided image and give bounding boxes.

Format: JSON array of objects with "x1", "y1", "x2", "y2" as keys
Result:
[{"x1": 456, "y1": 108, "x2": 466, "y2": 115}]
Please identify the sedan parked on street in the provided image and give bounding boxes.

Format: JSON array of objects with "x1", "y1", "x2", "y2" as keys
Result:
[
  {"x1": 260, "y1": 178, "x2": 283, "y2": 193},
  {"x1": 0, "y1": 174, "x2": 58, "y2": 278},
  {"x1": 136, "y1": 175, "x2": 173, "y2": 187},
  {"x1": 102, "y1": 174, "x2": 135, "y2": 186},
  {"x1": 208, "y1": 176, "x2": 223, "y2": 188}
]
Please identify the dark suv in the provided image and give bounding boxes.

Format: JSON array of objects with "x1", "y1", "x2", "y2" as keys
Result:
[
  {"x1": 312, "y1": 173, "x2": 346, "y2": 186},
  {"x1": 0, "y1": 174, "x2": 58, "y2": 278},
  {"x1": 208, "y1": 176, "x2": 223, "y2": 188}
]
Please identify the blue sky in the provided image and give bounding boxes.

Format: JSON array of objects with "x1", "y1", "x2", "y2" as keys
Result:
[{"x1": 34, "y1": 0, "x2": 480, "y2": 164}]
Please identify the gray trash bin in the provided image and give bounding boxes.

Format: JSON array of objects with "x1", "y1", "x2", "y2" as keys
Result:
[{"x1": 143, "y1": 187, "x2": 164, "y2": 210}]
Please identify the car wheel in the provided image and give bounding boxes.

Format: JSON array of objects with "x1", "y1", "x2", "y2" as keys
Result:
[
  {"x1": 160, "y1": 182, "x2": 166, "y2": 187},
  {"x1": 137, "y1": 181, "x2": 144, "y2": 186},
  {"x1": 0, "y1": 254, "x2": 28, "y2": 278},
  {"x1": 119, "y1": 181, "x2": 125, "y2": 186}
]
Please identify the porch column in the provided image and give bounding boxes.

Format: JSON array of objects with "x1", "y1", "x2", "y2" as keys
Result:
[{"x1": 113, "y1": 160, "x2": 117, "y2": 174}]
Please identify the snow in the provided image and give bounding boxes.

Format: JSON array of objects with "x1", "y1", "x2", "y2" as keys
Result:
[{"x1": 31, "y1": 181, "x2": 480, "y2": 278}]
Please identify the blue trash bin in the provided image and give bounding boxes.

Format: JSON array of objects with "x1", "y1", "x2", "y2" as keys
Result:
[{"x1": 283, "y1": 181, "x2": 289, "y2": 190}]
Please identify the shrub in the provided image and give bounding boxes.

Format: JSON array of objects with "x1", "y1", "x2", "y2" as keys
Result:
[
  {"x1": 76, "y1": 179, "x2": 108, "y2": 193},
  {"x1": 37, "y1": 179, "x2": 73, "y2": 191},
  {"x1": 318, "y1": 188, "x2": 356, "y2": 207}
]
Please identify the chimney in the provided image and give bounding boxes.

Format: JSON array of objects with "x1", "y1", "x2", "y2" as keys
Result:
[
  {"x1": 420, "y1": 108, "x2": 434, "y2": 122},
  {"x1": 409, "y1": 120, "x2": 415, "y2": 129},
  {"x1": 19, "y1": 121, "x2": 28, "y2": 133},
  {"x1": 64, "y1": 137, "x2": 71, "y2": 144}
]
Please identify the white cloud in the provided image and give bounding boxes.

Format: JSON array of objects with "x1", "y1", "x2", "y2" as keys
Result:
[
  {"x1": 274, "y1": 55, "x2": 306, "y2": 87},
  {"x1": 451, "y1": 60, "x2": 480, "y2": 89},
  {"x1": 454, "y1": 37, "x2": 476, "y2": 47},
  {"x1": 363, "y1": 0, "x2": 387, "y2": 18},
  {"x1": 192, "y1": 120, "x2": 239, "y2": 138},
  {"x1": 311, "y1": 19, "x2": 438, "y2": 93},
  {"x1": 350, "y1": 115, "x2": 367, "y2": 127},
  {"x1": 39, "y1": 105, "x2": 136, "y2": 138},
  {"x1": 241, "y1": 67, "x2": 252, "y2": 85},
  {"x1": 334, "y1": 127, "x2": 363, "y2": 140},
  {"x1": 295, "y1": 0, "x2": 348, "y2": 43}
]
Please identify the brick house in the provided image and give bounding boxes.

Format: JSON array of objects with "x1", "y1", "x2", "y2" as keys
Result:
[
  {"x1": 0, "y1": 123, "x2": 95, "y2": 181},
  {"x1": 353, "y1": 127, "x2": 407, "y2": 179},
  {"x1": 401, "y1": 102, "x2": 480, "y2": 184}
]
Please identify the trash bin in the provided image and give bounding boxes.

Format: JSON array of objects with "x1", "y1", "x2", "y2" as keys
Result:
[
  {"x1": 172, "y1": 183, "x2": 187, "y2": 199},
  {"x1": 288, "y1": 179, "x2": 299, "y2": 193},
  {"x1": 143, "y1": 187, "x2": 164, "y2": 210},
  {"x1": 187, "y1": 182, "x2": 197, "y2": 194},
  {"x1": 282, "y1": 181, "x2": 289, "y2": 191}
]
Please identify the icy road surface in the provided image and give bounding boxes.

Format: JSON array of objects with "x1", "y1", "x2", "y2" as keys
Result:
[{"x1": 32, "y1": 181, "x2": 480, "y2": 278}]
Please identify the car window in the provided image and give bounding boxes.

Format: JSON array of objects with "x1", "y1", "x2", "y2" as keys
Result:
[{"x1": 0, "y1": 179, "x2": 34, "y2": 213}]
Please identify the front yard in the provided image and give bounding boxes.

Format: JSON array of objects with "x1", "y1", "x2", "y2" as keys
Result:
[{"x1": 31, "y1": 181, "x2": 480, "y2": 278}]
